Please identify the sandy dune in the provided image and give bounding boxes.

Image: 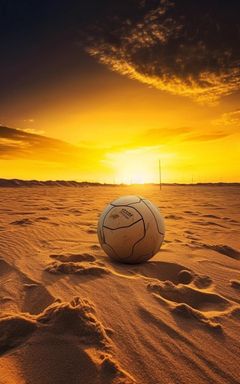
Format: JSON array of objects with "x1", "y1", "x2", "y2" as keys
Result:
[{"x1": 0, "y1": 185, "x2": 239, "y2": 384}]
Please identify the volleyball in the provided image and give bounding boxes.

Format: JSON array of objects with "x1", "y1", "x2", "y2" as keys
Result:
[{"x1": 97, "y1": 195, "x2": 165, "y2": 264}]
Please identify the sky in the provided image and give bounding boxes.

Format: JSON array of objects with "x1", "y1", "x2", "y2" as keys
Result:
[{"x1": 0, "y1": 0, "x2": 239, "y2": 183}]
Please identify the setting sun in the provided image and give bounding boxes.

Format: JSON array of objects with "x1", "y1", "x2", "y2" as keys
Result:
[
  {"x1": 103, "y1": 148, "x2": 156, "y2": 184},
  {"x1": 103, "y1": 148, "x2": 179, "y2": 184}
]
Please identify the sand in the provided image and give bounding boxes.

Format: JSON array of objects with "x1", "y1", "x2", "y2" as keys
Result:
[{"x1": 0, "y1": 184, "x2": 239, "y2": 384}]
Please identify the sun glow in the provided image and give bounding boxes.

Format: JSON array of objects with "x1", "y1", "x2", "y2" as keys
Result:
[
  {"x1": 103, "y1": 148, "x2": 154, "y2": 184},
  {"x1": 103, "y1": 147, "x2": 175, "y2": 184}
]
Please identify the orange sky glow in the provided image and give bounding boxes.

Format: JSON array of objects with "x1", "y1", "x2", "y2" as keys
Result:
[{"x1": 0, "y1": 2, "x2": 239, "y2": 183}]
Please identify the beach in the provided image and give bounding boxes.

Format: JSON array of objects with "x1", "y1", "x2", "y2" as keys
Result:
[{"x1": 0, "y1": 184, "x2": 239, "y2": 384}]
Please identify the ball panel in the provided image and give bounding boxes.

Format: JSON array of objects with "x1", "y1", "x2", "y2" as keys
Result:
[
  {"x1": 132, "y1": 214, "x2": 164, "y2": 262},
  {"x1": 142, "y1": 199, "x2": 165, "y2": 235},
  {"x1": 152, "y1": 235, "x2": 164, "y2": 254},
  {"x1": 103, "y1": 206, "x2": 142, "y2": 230},
  {"x1": 101, "y1": 243, "x2": 119, "y2": 260},
  {"x1": 97, "y1": 204, "x2": 115, "y2": 244},
  {"x1": 111, "y1": 195, "x2": 141, "y2": 206},
  {"x1": 103, "y1": 220, "x2": 144, "y2": 261}
]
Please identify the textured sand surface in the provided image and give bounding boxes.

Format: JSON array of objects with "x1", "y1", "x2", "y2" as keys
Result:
[{"x1": 0, "y1": 185, "x2": 239, "y2": 384}]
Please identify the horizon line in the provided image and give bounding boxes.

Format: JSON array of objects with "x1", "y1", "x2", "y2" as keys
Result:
[{"x1": 0, "y1": 178, "x2": 239, "y2": 187}]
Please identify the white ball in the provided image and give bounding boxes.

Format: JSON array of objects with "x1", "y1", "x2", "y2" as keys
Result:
[{"x1": 97, "y1": 195, "x2": 165, "y2": 264}]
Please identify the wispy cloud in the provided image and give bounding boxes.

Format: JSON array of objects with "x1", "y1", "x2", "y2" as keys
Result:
[
  {"x1": 86, "y1": 0, "x2": 240, "y2": 103},
  {"x1": 0, "y1": 126, "x2": 74, "y2": 160},
  {"x1": 140, "y1": 127, "x2": 191, "y2": 144},
  {"x1": 212, "y1": 109, "x2": 240, "y2": 129},
  {"x1": 0, "y1": 126, "x2": 104, "y2": 169},
  {"x1": 183, "y1": 131, "x2": 232, "y2": 142},
  {"x1": 132, "y1": 126, "x2": 231, "y2": 146}
]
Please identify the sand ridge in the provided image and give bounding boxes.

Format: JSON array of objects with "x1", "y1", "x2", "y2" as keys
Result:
[{"x1": 0, "y1": 297, "x2": 134, "y2": 384}]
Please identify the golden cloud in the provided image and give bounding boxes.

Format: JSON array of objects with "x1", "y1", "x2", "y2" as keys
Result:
[{"x1": 86, "y1": 0, "x2": 240, "y2": 103}]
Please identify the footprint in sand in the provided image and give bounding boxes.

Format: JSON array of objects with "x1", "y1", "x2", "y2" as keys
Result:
[
  {"x1": 129, "y1": 261, "x2": 194, "y2": 285},
  {"x1": 137, "y1": 260, "x2": 230, "y2": 330},
  {"x1": 0, "y1": 297, "x2": 135, "y2": 383},
  {"x1": 45, "y1": 253, "x2": 109, "y2": 276},
  {"x1": 0, "y1": 258, "x2": 54, "y2": 314},
  {"x1": 205, "y1": 245, "x2": 240, "y2": 260},
  {"x1": 147, "y1": 278, "x2": 233, "y2": 331},
  {"x1": 188, "y1": 242, "x2": 240, "y2": 260},
  {"x1": 193, "y1": 274, "x2": 213, "y2": 289},
  {"x1": 148, "y1": 280, "x2": 229, "y2": 312}
]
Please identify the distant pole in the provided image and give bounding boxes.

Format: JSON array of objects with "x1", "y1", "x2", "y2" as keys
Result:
[{"x1": 159, "y1": 159, "x2": 162, "y2": 190}]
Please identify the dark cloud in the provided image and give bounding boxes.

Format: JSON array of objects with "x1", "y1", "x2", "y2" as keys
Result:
[
  {"x1": 0, "y1": 126, "x2": 74, "y2": 159},
  {"x1": 1, "y1": 1, "x2": 239, "y2": 105},
  {"x1": 86, "y1": 0, "x2": 240, "y2": 103},
  {"x1": 0, "y1": 126, "x2": 102, "y2": 167}
]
